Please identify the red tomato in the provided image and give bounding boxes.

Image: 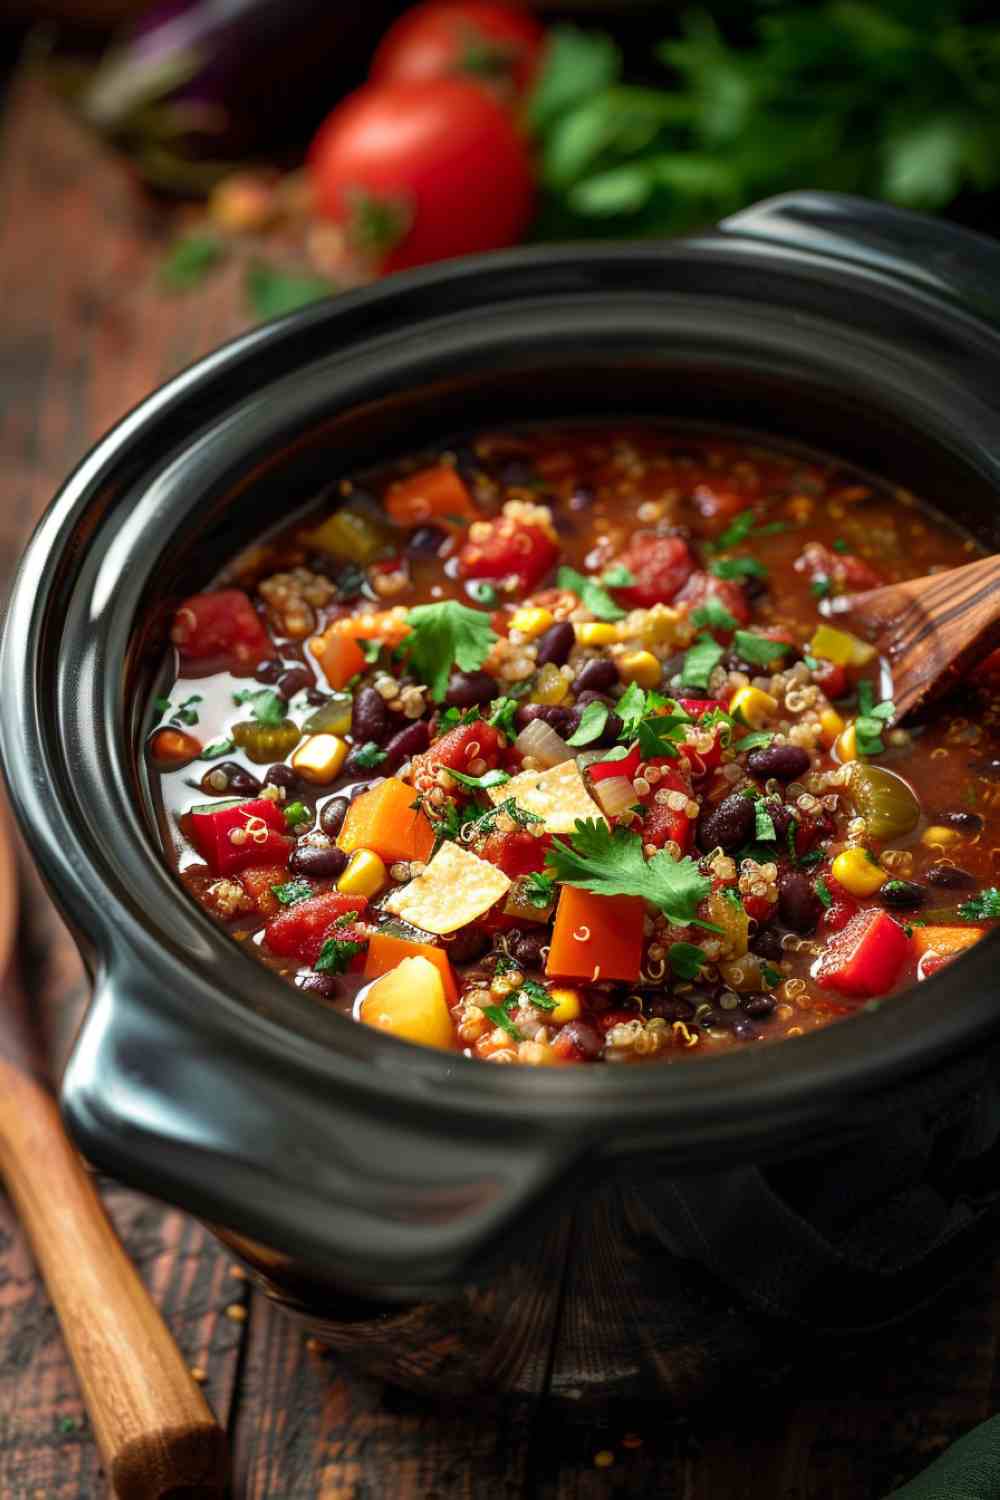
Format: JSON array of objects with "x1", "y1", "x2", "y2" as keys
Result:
[
  {"x1": 371, "y1": 2, "x2": 545, "y2": 101},
  {"x1": 264, "y1": 893, "x2": 369, "y2": 965},
  {"x1": 811, "y1": 656, "x2": 849, "y2": 700},
  {"x1": 479, "y1": 828, "x2": 550, "y2": 876},
  {"x1": 411, "y1": 719, "x2": 502, "y2": 797},
  {"x1": 170, "y1": 589, "x2": 272, "y2": 666},
  {"x1": 814, "y1": 908, "x2": 911, "y2": 998},
  {"x1": 673, "y1": 569, "x2": 751, "y2": 629},
  {"x1": 611, "y1": 534, "x2": 694, "y2": 608},
  {"x1": 688, "y1": 482, "x2": 752, "y2": 534},
  {"x1": 636, "y1": 761, "x2": 693, "y2": 852},
  {"x1": 458, "y1": 517, "x2": 557, "y2": 590},
  {"x1": 794, "y1": 542, "x2": 882, "y2": 594},
  {"x1": 308, "y1": 79, "x2": 535, "y2": 273}
]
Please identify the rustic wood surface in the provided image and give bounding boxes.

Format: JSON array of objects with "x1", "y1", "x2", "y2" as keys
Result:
[{"x1": 3, "y1": 69, "x2": 1000, "y2": 1500}]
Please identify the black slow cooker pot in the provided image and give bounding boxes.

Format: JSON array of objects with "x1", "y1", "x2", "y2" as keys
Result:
[{"x1": 5, "y1": 192, "x2": 1000, "y2": 1404}]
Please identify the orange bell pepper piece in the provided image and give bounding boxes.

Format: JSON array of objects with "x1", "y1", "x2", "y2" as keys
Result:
[
  {"x1": 385, "y1": 465, "x2": 478, "y2": 529},
  {"x1": 337, "y1": 778, "x2": 435, "y2": 865},
  {"x1": 912, "y1": 925, "x2": 985, "y2": 957},
  {"x1": 363, "y1": 931, "x2": 458, "y2": 1006},
  {"x1": 307, "y1": 622, "x2": 365, "y2": 689},
  {"x1": 546, "y1": 886, "x2": 645, "y2": 984}
]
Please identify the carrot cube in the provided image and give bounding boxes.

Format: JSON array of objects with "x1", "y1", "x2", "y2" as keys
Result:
[
  {"x1": 307, "y1": 623, "x2": 365, "y2": 689},
  {"x1": 337, "y1": 778, "x2": 435, "y2": 865},
  {"x1": 546, "y1": 887, "x2": 645, "y2": 984},
  {"x1": 385, "y1": 465, "x2": 477, "y2": 529},
  {"x1": 912, "y1": 925, "x2": 985, "y2": 957}
]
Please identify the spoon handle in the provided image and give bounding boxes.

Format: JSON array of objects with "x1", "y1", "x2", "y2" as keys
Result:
[{"x1": 0, "y1": 1033, "x2": 228, "y2": 1500}]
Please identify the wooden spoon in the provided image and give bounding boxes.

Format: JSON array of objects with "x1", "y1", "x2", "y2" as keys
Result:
[
  {"x1": 0, "y1": 790, "x2": 228, "y2": 1500},
  {"x1": 823, "y1": 553, "x2": 1000, "y2": 722}
]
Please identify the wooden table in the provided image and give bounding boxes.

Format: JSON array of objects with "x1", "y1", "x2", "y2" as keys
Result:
[{"x1": 3, "y1": 71, "x2": 1000, "y2": 1500}]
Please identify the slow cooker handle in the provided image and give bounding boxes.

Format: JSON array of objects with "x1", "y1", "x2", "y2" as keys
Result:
[{"x1": 720, "y1": 190, "x2": 1000, "y2": 324}]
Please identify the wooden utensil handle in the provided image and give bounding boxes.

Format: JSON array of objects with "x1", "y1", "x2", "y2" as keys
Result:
[{"x1": 0, "y1": 1052, "x2": 228, "y2": 1500}]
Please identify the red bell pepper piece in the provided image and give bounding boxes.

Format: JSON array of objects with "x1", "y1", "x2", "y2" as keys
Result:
[
  {"x1": 189, "y1": 798, "x2": 291, "y2": 877},
  {"x1": 458, "y1": 518, "x2": 557, "y2": 591},
  {"x1": 814, "y1": 908, "x2": 911, "y2": 999},
  {"x1": 588, "y1": 743, "x2": 641, "y2": 784},
  {"x1": 676, "y1": 698, "x2": 727, "y2": 719}
]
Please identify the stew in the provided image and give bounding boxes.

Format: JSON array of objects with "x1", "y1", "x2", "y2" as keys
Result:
[{"x1": 148, "y1": 425, "x2": 1000, "y2": 1065}]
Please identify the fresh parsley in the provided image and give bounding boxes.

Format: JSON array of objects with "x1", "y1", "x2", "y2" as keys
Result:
[
  {"x1": 448, "y1": 766, "x2": 511, "y2": 791},
  {"x1": 463, "y1": 797, "x2": 542, "y2": 840},
  {"x1": 353, "y1": 741, "x2": 388, "y2": 769},
  {"x1": 811, "y1": 576, "x2": 832, "y2": 599},
  {"x1": 521, "y1": 977, "x2": 558, "y2": 1009},
  {"x1": 734, "y1": 731, "x2": 775, "y2": 753},
  {"x1": 556, "y1": 564, "x2": 625, "y2": 622},
  {"x1": 716, "y1": 511, "x2": 788, "y2": 548},
  {"x1": 669, "y1": 941, "x2": 707, "y2": 980},
  {"x1": 546, "y1": 819, "x2": 718, "y2": 929},
  {"x1": 403, "y1": 600, "x2": 498, "y2": 702},
  {"x1": 754, "y1": 801, "x2": 777, "y2": 842},
  {"x1": 158, "y1": 693, "x2": 202, "y2": 727},
  {"x1": 615, "y1": 682, "x2": 661, "y2": 739},
  {"x1": 600, "y1": 563, "x2": 636, "y2": 588},
  {"x1": 246, "y1": 260, "x2": 335, "y2": 322},
  {"x1": 232, "y1": 688, "x2": 285, "y2": 727},
  {"x1": 482, "y1": 1003, "x2": 522, "y2": 1039},
  {"x1": 815, "y1": 876, "x2": 833, "y2": 909},
  {"x1": 199, "y1": 737, "x2": 235, "y2": 760},
  {"x1": 681, "y1": 635, "x2": 724, "y2": 692},
  {"x1": 271, "y1": 879, "x2": 313, "y2": 907},
  {"x1": 691, "y1": 596, "x2": 738, "y2": 634},
  {"x1": 957, "y1": 888, "x2": 1000, "y2": 921},
  {"x1": 711, "y1": 556, "x2": 768, "y2": 582},
  {"x1": 761, "y1": 962, "x2": 783, "y2": 988},
  {"x1": 487, "y1": 696, "x2": 520, "y2": 739},
  {"x1": 522, "y1": 871, "x2": 556, "y2": 907},
  {"x1": 855, "y1": 679, "x2": 896, "y2": 756},
  {"x1": 832, "y1": 539, "x2": 849, "y2": 553},
  {"x1": 732, "y1": 631, "x2": 793, "y2": 667},
  {"x1": 160, "y1": 233, "x2": 226, "y2": 292},
  {"x1": 437, "y1": 705, "x2": 481, "y2": 735},
  {"x1": 567, "y1": 699, "x2": 610, "y2": 746},
  {"x1": 314, "y1": 933, "x2": 366, "y2": 975}
]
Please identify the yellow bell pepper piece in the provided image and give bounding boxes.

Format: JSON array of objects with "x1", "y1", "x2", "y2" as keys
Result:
[
  {"x1": 818, "y1": 706, "x2": 844, "y2": 747},
  {"x1": 831, "y1": 847, "x2": 887, "y2": 897},
  {"x1": 921, "y1": 825, "x2": 962, "y2": 848},
  {"x1": 808, "y1": 622, "x2": 875, "y2": 667},
  {"x1": 834, "y1": 722, "x2": 858, "y2": 762}
]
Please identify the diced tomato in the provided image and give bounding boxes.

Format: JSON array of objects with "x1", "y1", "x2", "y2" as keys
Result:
[
  {"x1": 411, "y1": 719, "x2": 502, "y2": 798},
  {"x1": 677, "y1": 698, "x2": 727, "y2": 719},
  {"x1": 636, "y1": 760, "x2": 693, "y2": 852},
  {"x1": 551, "y1": 1031, "x2": 586, "y2": 1062},
  {"x1": 811, "y1": 657, "x2": 849, "y2": 700},
  {"x1": 674, "y1": 570, "x2": 751, "y2": 629},
  {"x1": 588, "y1": 743, "x2": 641, "y2": 785},
  {"x1": 239, "y1": 864, "x2": 297, "y2": 919},
  {"x1": 688, "y1": 482, "x2": 752, "y2": 533},
  {"x1": 794, "y1": 807, "x2": 835, "y2": 859},
  {"x1": 610, "y1": 533, "x2": 694, "y2": 608},
  {"x1": 794, "y1": 542, "x2": 882, "y2": 594},
  {"x1": 458, "y1": 517, "x2": 557, "y2": 591},
  {"x1": 264, "y1": 892, "x2": 368, "y2": 965},
  {"x1": 189, "y1": 798, "x2": 292, "y2": 877},
  {"x1": 814, "y1": 908, "x2": 911, "y2": 998},
  {"x1": 479, "y1": 829, "x2": 550, "y2": 877},
  {"x1": 170, "y1": 589, "x2": 272, "y2": 666}
]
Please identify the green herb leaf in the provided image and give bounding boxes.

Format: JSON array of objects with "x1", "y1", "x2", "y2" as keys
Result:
[
  {"x1": 437, "y1": 705, "x2": 481, "y2": 735},
  {"x1": 528, "y1": 26, "x2": 622, "y2": 134},
  {"x1": 246, "y1": 261, "x2": 336, "y2": 322},
  {"x1": 957, "y1": 888, "x2": 1000, "y2": 921},
  {"x1": 523, "y1": 871, "x2": 556, "y2": 907},
  {"x1": 271, "y1": 879, "x2": 314, "y2": 907},
  {"x1": 711, "y1": 556, "x2": 768, "y2": 581},
  {"x1": 691, "y1": 595, "x2": 738, "y2": 633},
  {"x1": 734, "y1": 731, "x2": 775, "y2": 753},
  {"x1": 353, "y1": 741, "x2": 388, "y2": 769},
  {"x1": 314, "y1": 935, "x2": 366, "y2": 975},
  {"x1": 811, "y1": 576, "x2": 831, "y2": 599},
  {"x1": 199, "y1": 737, "x2": 235, "y2": 760},
  {"x1": 482, "y1": 1003, "x2": 522, "y2": 1039},
  {"x1": 761, "y1": 961, "x2": 782, "y2": 988},
  {"x1": 160, "y1": 234, "x2": 226, "y2": 292},
  {"x1": 404, "y1": 600, "x2": 498, "y2": 702},
  {"x1": 722, "y1": 886, "x2": 743, "y2": 907},
  {"x1": 799, "y1": 849, "x2": 824, "y2": 868},
  {"x1": 732, "y1": 631, "x2": 793, "y2": 666},
  {"x1": 754, "y1": 801, "x2": 776, "y2": 842},
  {"x1": 567, "y1": 700, "x2": 610, "y2": 746},
  {"x1": 636, "y1": 712, "x2": 690, "y2": 761},
  {"x1": 360, "y1": 638, "x2": 382, "y2": 664},
  {"x1": 815, "y1": 876, "x2": 833, "y2": 909},
  {"x1": 546, "y1": 819, "x2": 718, "y2": 929},
  {"x1": 600, "y1": 563, "x2": 636, "y2": 588},
  {"x1": 448, "y1": 766, "x2": 511, "y2": 791},
  {"x1": 232, "y1": 688, "x2": 286, "y2": 727},
  {"x1": 681, "y1": 635, "x2": 724, "y2": 692},
  {"x1": 487, "y1": 697, "x2": 520, "y2": 739},
  {"x1": 556, "y1": 564, "x2": 625, "y2": 622},
  {"x1": 284, "y1": 801, "x2": 309, "y2": 828},
  {"x1": 716, "y1": 510, "x2": 788, "y2": 548},
  {"x1": 669, "y1": 941, "x2": 707, "y2": 980},
  {"x1": 521, "y1": 977, "x2": 558, "y2": 1009}
]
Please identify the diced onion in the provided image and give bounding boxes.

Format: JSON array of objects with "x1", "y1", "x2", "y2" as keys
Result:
[
  {"x1": 593, "y1": 775, "x2": 637, "y2": 820},
  {"x1": 513, "y1": 717, "x2": 573, "y2": 767}
]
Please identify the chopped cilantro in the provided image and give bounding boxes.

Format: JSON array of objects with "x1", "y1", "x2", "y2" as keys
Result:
[
  {"x1": 199, "y1": 737, "x2": 235, "y2": 760},
  {"x1": 522, "y1": 871, "x2": 556, "y2": 907},
  {"x1": 814, "y1": 876, "x2": 833, "y2": 909},
  {"x1": 360, "y1": 638, "x2": 382, "y2": 664},
  {"x1": 710, "y1": 556, "x2": 768, "y2": 582},
  {"x1": 716, "y1": 510, "x2": 788, "y2": 548},
  {"x1": 798, "y1": 848, "x2": 824, "y2": 867},
  {"x1": 420, "y1": 796, "x2": 464, "y2": 852},
  {"x1": 832, "y1": 538, "x2": 848, "y2": 553},
  {"x1": 600, "y1": 563, "x2": 636, "y2": 588},
  {"x1": 521, "y1": 977, "x2": 558, "y2": 1009},
  {"x1": 546, "y1": 819, "x2": 718, "y2": 929},
  {"x1": 761, "y1": 961, "x2": 782, "y2": 988},
  {"x1": 637, "y1": 712, "x2": 691, "y2": 760},
  {"x1": 669, "y1": 941, "x2": 707, "y2": 980},
  {"x1": 957, "y1": 887, "x2": 1000, "y2": 921},
  {"x1": 615, "y1": 681, "x2": 654, "y2": 739},
  {"x1": 487, "y1": 696, "x2": 520, "y2": 739},
  {"x1": 448, "y1": 766, "x2": 511, "y2": 791},
  {"x1": 284, "y1": 801, "x2": 309, "y2": 828},
  {"x1": 681, "y1": 634, "x2": 724, "y2": 692},
  {"x1": 403, "y1": 600, "x2": 497, "y2": 702},
  {"x1": 271, "y1": 879, "x2": 313, "y2": 906},
  {"x1": 556, "y1": 564, "x2": 625, "y2": 622},
  {"x1": 463, "y1": 797, "x2": 542, "y2": 840},
  {"x1": 811, "y1": 576, "x2": 832, "y2": 599},
  {"x1": 722, "y1": 886, "x2": 743, "y2": 908},
  {"x1": 732, "y1": 631, "x2": 793, "y2": 666},
  {"x1": 734, "y1": 731, "x2": 775, "y2": 753},
  {"x1": 691, "y1": 595, "x2": 738, "y2": 633},
  {"x1": 314, "y1": 935, "x2": 366, "y2": 975},
  {"x1": 232, "y1": 688, "x2": 285, "y2": 726},
  {"x1": 353, "y1": 741, "x2": 388, "y2": 769},
  {"x1": 467, "y1": 580, "x2": 497, "y2": 606},
  {"x1": 153, "y1": 695, "x2": 172, "y2": 722},
  {"x1": 437, "y1": 705, "x2": 480, "y2": 734},
  {"x1": 567, "y1": 700, "x2": 610, "y2": 746},
  {"x1": 754, "y1": 801, "x2": 777, "y2": 842},
  {"x1": 482, "y1": 1003, "x2": 522, "y2": 1039}
]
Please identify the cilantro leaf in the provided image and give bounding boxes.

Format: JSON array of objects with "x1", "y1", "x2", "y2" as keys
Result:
[
  {"x1": 717, "y1": 511, "x2": 788, "y2": 548},
  {"x1": 404, "y1": 600, "x2": 497, "y2": 701},
  {"x1": 482, "y1": 1003, "x2": 522, "y2": 1039},
  {"x1": 754, "y1": 801, "x2": 776, "y2": 842},
  {"x1": 233, "y1": 688, "x2": 285, "y2": 727},
  {"x1": 522, "y1": 871, "x2": 556, "y2": 907},
  {"x1": 488, "y1": 696, "x2": 520, "y2": 739},
  {"x1": 420, "y1": 795, "x2": 464, "y2": 853},
  {"x1": 546, "y1": 819, "x2": 718, "y2": 929},
  {"x1": 734, "y1": 731, "x2": 774, "y2": 752},
  {"x1": 669, "y1": 941, "x2": 707, "y2": 980},
  {"x1": 246, "y1": 260, "x2": 336, "y2": 322},
  {"x1": 271, "y1": 879, "x2": 314, "y2": 907},
  {"x1": 314, "y1": 935, "x2": 366, "y2": 974},
  {"x1": 160, "y1": 233, "x2": 226, "y2": 292},
  {"x1": 462, "y1": 797, "x2": 542, "y2": 840},
  {"x1": 448, "y1": 766, "x2": 511, "y2": 791},
  {"x1": 600, "y1": 563, "x2": 636, "y2": 588},
  {"x1": 691, "y1": 595, "x2": 738, "y2": 633},
  {"x1": 521, "y1": 978, "x2": 558, "y2": 1009},
  {"x1": 353, "y1": 741, "x2": 388, "y2": 769},
  {"x1": 360, "y1": 638, "x2": 383, "y2": 664},
  {"x1": 814, "y1": 876, "x2": 833, "y2": 909},
  {"x1": 711, "y1": 556, "x2": 768, "y2": 581},
  {"x1": 732, "y1": 631, "x2": 793, "y2": 667},
  {"x1": 636, "y1": 712, "x2": 690, "y2": 760},
  {"x1": 761, "y1": 962, "x2": 782, "y2": 988},
  {"x1": 199, "y1": 737, "x2": 235, "y2": 760},
  {"x1": 615, "y1": 682, "x2": 657, "y2": 739},
  {"x1": 833, "y1": 539, "x2": 849, "y2": 553},
  {"x1": 957, "y1": 888, "x2": 1000, "y2": 921},
  {"x1": 681, "y1": 635, "x2": 724, "y2": 692},
  {"x1": 437, "y1": 705, "x2": 481, "y2": 734},
  {"x1": 567, "y1": 699, "x2": 610, "y2": 747},
  {"x1": 557, "y1": 564, "x2": 625, "y2": 622},
  {"x1": 811, "y1": 576, "x2": 831, "y2": 599}
]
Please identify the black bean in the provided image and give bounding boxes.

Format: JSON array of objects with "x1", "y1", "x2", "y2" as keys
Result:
[
  {"x1": 698, "y1": 793, "x2": 756, "y2": 853},
  {"x1": 880, "y1": 879, "x2": 926, "y2": 909},
  {"x1": 559, "y1": 1020, "x2": 604, "y2": 1060},
  {"x1": 276, "y1": 665, "x2": 312, "y2": 699},
  {"x1": 750, "y1": 926, "x2": 783, "y2": 962},
  {"x1": 511, "y1": 932, "x2": 547, "y2": 970},
  {"x1": 534, "y1": 620, "x2": 576, "y2": 668},
  {"x1": 925, "y1": 863, "x2": 976, "y2": 889},
  {"x1": 351, "y1": 686, "x2": 390, "y2": 745},
  {"x1": 572, "y1": 657, "x2": 619, "y2": 695},
  {"x1": 746, "y1": 743, "x2": 811, "y2": 783},
  {"x1": 742, "y1": 993, "x2": 776, "y2": 1019},
  {"x1": 729, "y1": 1015, "x2": 759, "y2": 1042},
  {"x1": 319, "y1": 796, "x2": 350, "y2": 839},
  {"x1": 445, "y1": 670, "x2": 497, "y2": 708},
  {"x1": 936, "y1": 809, "x2": 984, "y2": 834},
  {"x1": 381, "y1": 719, "x2": 431, "y2": 772},
  {"x1": 407, "y1": 524, "x2": 448, "y2": 556},
  {"x1": 289, "y1": 842, "x2": 348, "y2": 880},
  {"x1": 254, "y1": 658, "x2": 283, "y2": 684},
  {"x1": 264, "y1": 763, "x2": 298, "y2": 791},
  {"x1": 198, "y1": 761, "x2": 262, "y2": 797},
  {"x1": 515, "y1": 703, "x2": 576, "y2": 738},
  {"x1": 298, "y1": 971, "x2": 341, "y2": 1000},
  {"x1": 778, "y1": 870, "x2": 822, "y2": 935},
  {"x1": 446, "y1": 928, "x2": 491, "y2": 965}
]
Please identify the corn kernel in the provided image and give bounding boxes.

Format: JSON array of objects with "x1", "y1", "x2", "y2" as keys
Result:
[
  {"x1": 510, "y1": 606, "x2": 554, "y2": 640},
  {"x1": 808, "y1": 622, "x2": 875, "y2": 667},
  {"x1": 834, "y1": 722, "x2": 857, "y2": 762},
  {"x1": 618, "y1": 650, "x2": 662, "y2": 689},
  {"x1": 831, "y1": 846, "x2": 887, "y2": 897},
  {"x1": 730, "y1": 685, "x2": 778, "y2": 730},
  {"x1": 290, "y1": 733, "x2": 348, "y2": 784},
  {"x1": 921, "y1": 825, "x2": 962, "y2": 848},
  {"x1": 575, "y1": 622, "x2": 619, "y2": 647},
  {"x1": 641, "y1": 603, "x2": 680, "y2": 645},
  {"x1": 548, "y1": 987, "x2": 581, "y2": 1023},
  {"x1": 531, "y1": 661, "x2": 569, "y2": 705},
  {"x1": 337, "y1": 848, "x2": 387, "y2": 898},
  {"x1": 819, "y1": 706, "x2": 844, "y2": 748}
]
